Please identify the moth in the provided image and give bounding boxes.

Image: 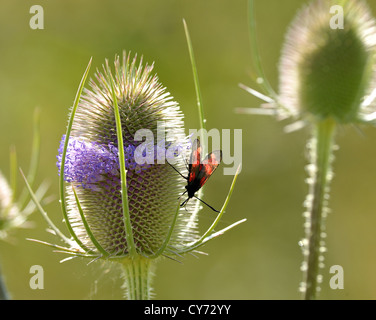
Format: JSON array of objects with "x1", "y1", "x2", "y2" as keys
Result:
[{"x1": 168, "y1": 138, "x2": 222, "y2": 212}]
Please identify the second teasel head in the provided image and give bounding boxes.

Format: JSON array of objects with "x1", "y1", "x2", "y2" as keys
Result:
[{"x1": 278, "y1": 0, "x2": 376, "y2": 124}]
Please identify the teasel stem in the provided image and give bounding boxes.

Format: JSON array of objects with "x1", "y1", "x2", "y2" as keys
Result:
[
  {"x1": 302, "y1": 118, "x2": 336, "y2": 300},
  {"x1": 120, "y1": 256, "x2": 156, "y2": 300}
]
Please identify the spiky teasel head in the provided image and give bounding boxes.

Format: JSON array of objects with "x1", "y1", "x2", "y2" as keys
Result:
[
  {"x1": 27, "y1": 49, "x2": 243, "y2": 299},
  {"x1": 240, "y1": 0, "x2": 376, "y2": 128},
  {"x1": 279, "y1": 0, "x2": 376, "y2": 124},
  {"x1": 239, "y1": 0, "x2": 376, "y2": 299},
  {"x1": 56, "y1": 51, "x2": 199, "y2": 257},
  {"x1": 40, "y1": 51, "x2": 243, "y2": 265}
]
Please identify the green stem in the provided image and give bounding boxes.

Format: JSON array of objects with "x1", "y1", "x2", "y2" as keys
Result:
[
  {"x1": 302, "y1": 118, "x2": 336, "y2": 300},
  {"x1": 120, "y1": 256, "x2": 156, "y2": 300}
]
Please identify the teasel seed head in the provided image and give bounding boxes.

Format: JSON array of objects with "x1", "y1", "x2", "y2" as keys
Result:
[
  {"x1": 27, "y1": 48, "x2": 243, "y2": 299},
  {"x1": 240, "y1": 0, "x2": 376, "y2": 129},
  {"x1": 239, "y1": 0, "x2": 376, "y2": 299},
  {"x1": 279, "y1": 0, "x2": 376, "y2": 124},
  {"x1": 56, "y1": 51, "x2": 200, "y2": 258}
]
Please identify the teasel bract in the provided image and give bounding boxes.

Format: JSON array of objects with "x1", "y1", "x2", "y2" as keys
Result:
[
  {"x1": 238, "y1": 0, "x2": 376, "y2": 299},
  {"x1": 26, "y1": 51, "x2": 244, "y2": 299},
  {"x1": 58, "y1": 52, "x2": 194, "y2": 258}
]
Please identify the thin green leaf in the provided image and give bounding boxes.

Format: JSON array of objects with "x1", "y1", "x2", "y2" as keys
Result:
[
  {"x1": 27, "y1": 238, "x2": 101, "y2": 261},
  {"x1": 26, "y1": 238, "x2": 82, "y2": 254},
  {"x1": 20, "y1": 169, "x2": 72, "y2": 246},
  {"x1": 181, "y1": 164, "x2": 243, "y2": 253},
  {"x1": 185, "y1": 218, "x2": 247, "y2": 253},
  {"x1": 22, "y1": 180, "x2": 50, "y2": 216},
  {"x1": 238, "y1": 83, "x2": 275, "y2": 104},
  {"x1": 248, "y1": 0, "x2": 278, "y2": 100},
  {"x1": 9, "y1": 145, "x2": 17, "y2": 202},
  {"x1": 183, "y1": 18, "x2": 205, "y2": 202},
  {"x1": 72, "y1": 186, "x2": 109, "y2": 257},
  {"x1": 18, "y1": 108, "x2": 41, "y2": 209},
  {"x1": 108, "y1": 66, "x2": 136, "y2": 257},
  {"x1": 59, "y1": 57, "x2": 92, "y2": 252},
  {"x1": 183, "y1": 19, "x2": 206, "y2": 135},
  {"x1": 27, "y1": 108, "x2": 41, "y2": 185},
  {"x1": 149, "y1": 200, "x2": 181, "y2": 259}
]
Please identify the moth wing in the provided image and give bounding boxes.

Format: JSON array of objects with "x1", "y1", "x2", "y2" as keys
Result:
[
  {"x1": 197, "y1": 150, "x2": 222, "y2": 187},
  {"x1": 188, "y1": 139, "x2": 202, "y2": 182}
]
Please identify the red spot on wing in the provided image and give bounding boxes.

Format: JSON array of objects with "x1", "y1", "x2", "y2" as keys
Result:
[
  {"x1": 187, "y1": 139, "x2": 222, "y2": 188},
  {"x1": 188, "y1": 139, "x2": 202, "y2": 183},
  {"x1": 190, "y1": 139, "x2": 201, "y2": 165},
  {"x1": 199, "y1": 176, "x2": 207, "y2": 187},
  {"x1": 197, "y1": 150, "x2": 222, "y2": 187},
  {"x1": 189, "y1": 171, "x2": 196, "y2": 182},
  {"x1": 181, "y1": 138, "x2": 222, "y2": 212}
]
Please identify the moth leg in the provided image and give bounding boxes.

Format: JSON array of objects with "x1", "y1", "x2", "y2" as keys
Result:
[
  {"x1": 178, "y1": 190, "x2": 187, "y2": 200},
  {"x1": 193, "y1": 195, "x2": 220, "y2": 213}
]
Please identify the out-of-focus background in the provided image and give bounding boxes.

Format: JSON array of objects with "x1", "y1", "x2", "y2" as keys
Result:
[{"x1": 1, "y1": 0, "x2": 376, "y2": 300}]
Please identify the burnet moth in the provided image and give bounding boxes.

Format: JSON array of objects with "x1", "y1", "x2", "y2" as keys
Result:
[{"x1": 168, "y1": 138, "x2": 222, "y2": 212}]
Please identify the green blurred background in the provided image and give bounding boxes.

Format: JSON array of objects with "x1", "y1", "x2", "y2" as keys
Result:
[{"x1": 1, "y1": 0, "x2": 376, "y2": 300}]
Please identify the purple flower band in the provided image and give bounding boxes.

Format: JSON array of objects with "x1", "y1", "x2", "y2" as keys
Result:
[{"x1": 56, "y1": 135, "x2": 149, "y2": 188}]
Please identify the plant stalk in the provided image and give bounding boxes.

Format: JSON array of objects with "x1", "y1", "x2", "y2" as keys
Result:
[
  {"x1": 302, "y1": 118, "x2": 336, "y2": 300},
  {"x1": 120, "y1": 256, "x2": 156, "y2": 300}
]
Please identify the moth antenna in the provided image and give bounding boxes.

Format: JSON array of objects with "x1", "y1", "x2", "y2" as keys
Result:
[
  {"x1": 178, "y1": 148, "x2": 189, "y2": 170},
  {"x1": 183, "y1": 153, "x2": 189, "y2": 170},
  {"x1": 166, "y1": 158, "x2": 188, "y2": 180}
]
